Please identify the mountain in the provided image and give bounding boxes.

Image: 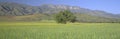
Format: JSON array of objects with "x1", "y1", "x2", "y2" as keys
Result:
[
  {"x1": 0, "y1": 2, "x2": 120, "y2": 23},
  {"x1": 0, "y1": 2, "x2": 42, "y2": 16},
  {"x1": 39, "y1": 4, "x2": 120, "y2": 18}
]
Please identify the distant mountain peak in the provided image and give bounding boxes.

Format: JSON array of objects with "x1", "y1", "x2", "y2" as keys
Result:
[{"x1": 0, "y1": 2, "x2": 119, "y2": 18}]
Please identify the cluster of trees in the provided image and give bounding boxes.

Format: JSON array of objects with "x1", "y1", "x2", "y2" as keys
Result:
[{"x1": 54, "y1": 10, "x2": 76, "y2": 24}]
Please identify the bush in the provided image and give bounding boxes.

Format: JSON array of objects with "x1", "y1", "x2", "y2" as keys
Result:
[{"x1": 54, "y1": 10, "x2": 76, "y2": 24}]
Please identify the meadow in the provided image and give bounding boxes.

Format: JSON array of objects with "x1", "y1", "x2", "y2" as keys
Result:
[{"x1": 0, "y1": 21, "x2": 120, "y2": 39}]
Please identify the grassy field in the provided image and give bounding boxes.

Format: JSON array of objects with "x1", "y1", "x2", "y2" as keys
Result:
[{"x1": 0, "y1": 21, "x2": 120, "y2": 39}]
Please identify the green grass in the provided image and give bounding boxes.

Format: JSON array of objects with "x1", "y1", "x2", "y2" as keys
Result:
[{"x1": 0, "y1": 21, "x2": 120, "y2": 39}]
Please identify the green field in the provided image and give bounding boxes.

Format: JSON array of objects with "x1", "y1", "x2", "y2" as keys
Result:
[{"x1": 0, "y1": 21, "x2": 120, "y2": 39}]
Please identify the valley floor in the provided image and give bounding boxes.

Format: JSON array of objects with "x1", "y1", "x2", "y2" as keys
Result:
[{"x1": 0, "y1": 21, "x2": 120, "y2": 39}]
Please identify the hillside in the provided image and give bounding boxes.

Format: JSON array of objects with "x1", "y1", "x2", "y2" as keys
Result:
[{"x1": 0, "y1": 2, "x2": 120, "y2": 23}]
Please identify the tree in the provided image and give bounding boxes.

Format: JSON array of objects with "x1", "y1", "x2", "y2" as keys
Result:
[{"x1": 54, "y1": 10, "x2": 76, "y2": 24}]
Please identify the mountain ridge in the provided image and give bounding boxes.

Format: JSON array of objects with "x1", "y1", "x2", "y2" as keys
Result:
[{"x1": 0, "y1": 2, "x2": 120, "y2": 23}]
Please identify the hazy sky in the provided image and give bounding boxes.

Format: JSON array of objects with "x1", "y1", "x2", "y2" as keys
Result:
[{"x1": 0, "y1": 0, "x2": 120, "y2": 14}]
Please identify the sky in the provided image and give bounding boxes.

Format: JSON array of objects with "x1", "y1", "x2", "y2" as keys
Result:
[{"x1": 0, "y1": 0, "x2": 120, "y2": 14}]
